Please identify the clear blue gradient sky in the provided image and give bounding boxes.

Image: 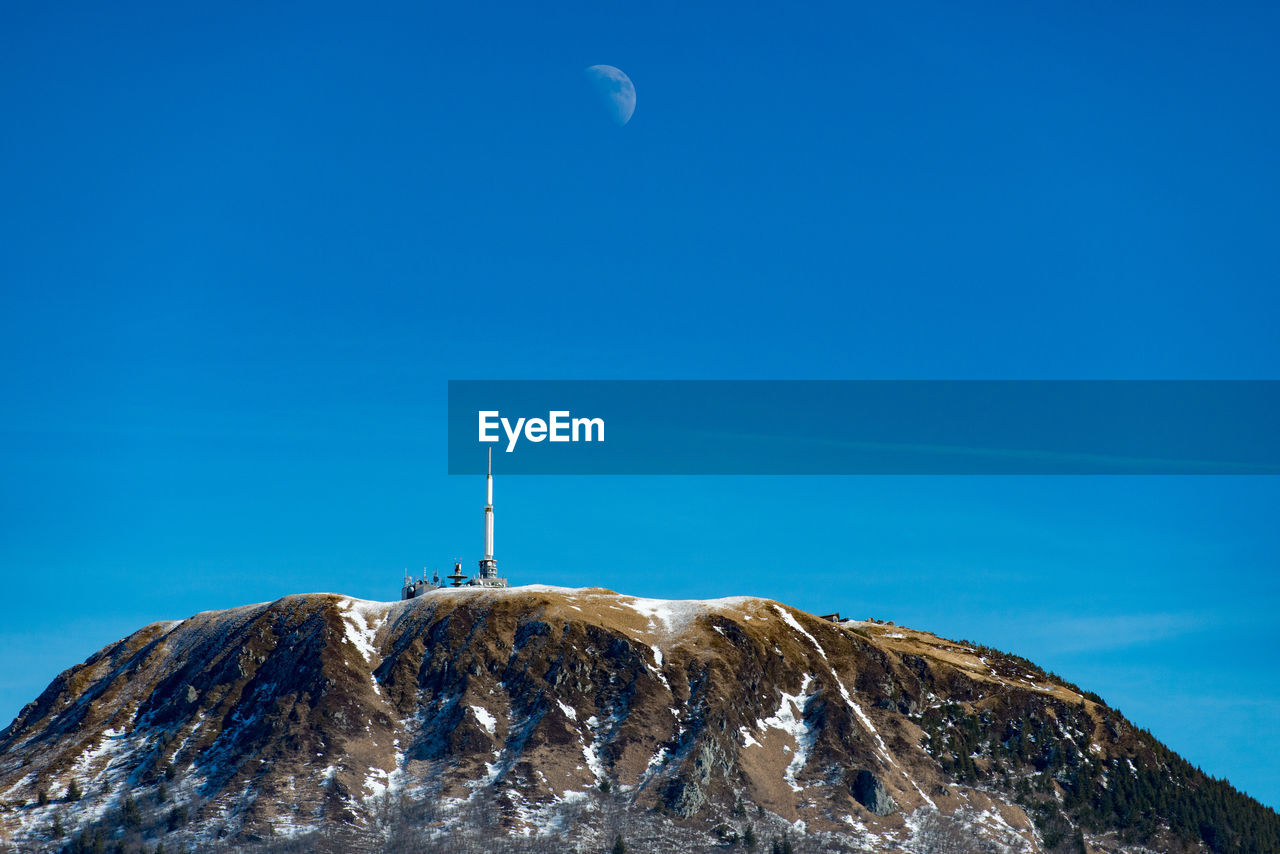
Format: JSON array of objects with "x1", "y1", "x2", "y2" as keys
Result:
[{"x1": 2, "y1": 1, "x2": 1278, "y2": 807}]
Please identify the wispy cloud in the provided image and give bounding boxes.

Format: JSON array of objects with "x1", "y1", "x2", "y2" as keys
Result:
[{"x1": 1012, "y1": 612, "x2": 1213, "y2": 654}]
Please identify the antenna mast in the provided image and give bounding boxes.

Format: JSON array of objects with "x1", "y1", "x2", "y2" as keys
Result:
[{"x1": 478, "y1": 448, "x2": 497, "y2": 580}]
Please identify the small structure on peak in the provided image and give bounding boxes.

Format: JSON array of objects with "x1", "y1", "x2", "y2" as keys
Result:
[
  {"x1": 447, "y1": 561, "x2": 469, "y2": 587},
  {"x1": 401, "y1": 449, "x2": 509, "y2": 600},
  {"x1": 401, "y1": 568, "x2": 441, "y2": 600}
]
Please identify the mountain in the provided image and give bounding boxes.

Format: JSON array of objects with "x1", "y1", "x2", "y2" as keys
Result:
[{"x1": 0, "y1": 588, "x2": 1276, "y2": 853}]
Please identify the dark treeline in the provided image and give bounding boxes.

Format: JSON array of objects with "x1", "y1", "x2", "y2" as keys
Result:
[{"x1": 919, "y1": 696, "x2": 1280, "y2": 853}]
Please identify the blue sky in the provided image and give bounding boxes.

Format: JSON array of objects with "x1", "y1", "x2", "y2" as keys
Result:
[{"x1": 2, "y1": 1, "x2": 1278, "y2": 808}]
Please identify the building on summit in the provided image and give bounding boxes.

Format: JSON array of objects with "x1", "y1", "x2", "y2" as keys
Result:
[
  {"x1": 401, "y1": 449, "x2": 508, "y2": 600},
  {"x1": 400, "y1": 568, "x2": 440, "y2": 600}
]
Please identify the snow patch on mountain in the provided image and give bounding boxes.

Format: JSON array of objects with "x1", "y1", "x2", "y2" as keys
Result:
[
  {"x1": 774, "y1": 605, "x2": 828, "y2": 661},
  {"x1": 339, "y1": 599, "x2": 383, "y2": 662},
  {"x1": 621, "y1": 594, "x2": 762, "y2": 635},
  {"x1": 755, "y1": 673, "x2": 815, "y2": 792},
  {"x1": 470, "y1": 705, "x2": 497, "y2": 734}
]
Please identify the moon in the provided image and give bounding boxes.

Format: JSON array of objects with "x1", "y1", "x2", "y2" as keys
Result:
[{"x1": 584, "y1": 65, "x2": 636, "y2": 126}]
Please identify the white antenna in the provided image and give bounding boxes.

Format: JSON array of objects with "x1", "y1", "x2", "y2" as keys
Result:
[
  {"x1": 483, "y1": 448, "x2": 494, "y2": 562},
  {"x1": 478, "y1": 449, "x2": 498, "y2": 580}
]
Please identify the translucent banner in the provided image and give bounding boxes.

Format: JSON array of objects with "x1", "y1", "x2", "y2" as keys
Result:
[{"x1": 447, "y1": 381, "x2": 1280, "y2": 475}]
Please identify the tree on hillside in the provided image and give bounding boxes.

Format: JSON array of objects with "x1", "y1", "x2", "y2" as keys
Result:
[
  {"x1": 122, "y1": 792, "x2": 142, "y2": 829},
  {"x1": 167, "y1": 804, "x2": 189, "y2": 831}
]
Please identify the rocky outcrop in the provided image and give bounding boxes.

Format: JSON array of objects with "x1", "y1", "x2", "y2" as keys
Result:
[{"x1": 851, "y1": 768, "x2": 896, "y2": 816}]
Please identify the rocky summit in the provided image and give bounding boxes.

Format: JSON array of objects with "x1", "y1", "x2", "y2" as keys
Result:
[{"x1": 0, "y1": 587, "x2": 1276, "y2": 853}]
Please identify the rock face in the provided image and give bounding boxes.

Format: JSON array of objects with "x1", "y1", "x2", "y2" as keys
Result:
[
  {"x1": 0, "y1": 587, "x2": 1277, "y2": 853},
  {"x1": 851, "y1": 769, "x2": 896, "y2": 817}
]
